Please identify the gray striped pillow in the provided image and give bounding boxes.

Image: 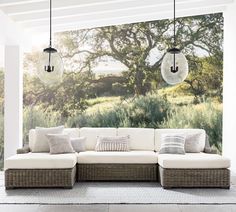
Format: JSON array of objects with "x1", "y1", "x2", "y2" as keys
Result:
[
  {"x1": 95, "y1": 136, "x2": 130, "y2": 152},
  {"x1": 159, "y1": 134, "x2": 186, "y2": 154}
]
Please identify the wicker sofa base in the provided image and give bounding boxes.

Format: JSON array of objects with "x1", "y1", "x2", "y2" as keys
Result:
[
  {"x1": 159, "y1": 166, "x2": 230, "y2": 188},
  {"x1": 5, "y1": 166, "x2": 76, "y2": 189},
  {"x1": 77, "y1": 164, "x2": 157, "y2": 181}
]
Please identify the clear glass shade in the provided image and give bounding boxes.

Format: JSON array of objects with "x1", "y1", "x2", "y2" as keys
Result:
[
  {"x1": 161, "y1": 51, "x2": 188, "y2": 85},
  {"x1": 37, "y1": 50, "x2": 63, "y2": 85}
]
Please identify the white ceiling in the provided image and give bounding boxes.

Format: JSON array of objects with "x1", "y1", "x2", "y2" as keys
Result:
[{"x1": 0, "y1": 0, "x2": 233, "y2": 34}]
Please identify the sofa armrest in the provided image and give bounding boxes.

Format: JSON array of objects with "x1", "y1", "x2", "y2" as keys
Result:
[{"x1": 17, "y1": 146, "x2": 31, "y2": 154}]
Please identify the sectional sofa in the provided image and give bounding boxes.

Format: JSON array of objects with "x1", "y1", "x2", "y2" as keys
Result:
[{"x1": 4, "y1": 127, "x2": 230, "y2": 189}]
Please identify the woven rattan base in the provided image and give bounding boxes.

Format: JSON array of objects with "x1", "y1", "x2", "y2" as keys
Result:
[
  {"x1": 5, "y1": 166, "x2": 76, "y2": 189},
  {"x1": 159, "y1": 166, "x2": 230, "y2": 188},
  {"x1": 77, "y1": 164, "x2": 157, "y2": 181}
]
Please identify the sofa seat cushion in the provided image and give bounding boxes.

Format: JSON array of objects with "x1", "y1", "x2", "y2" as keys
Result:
[
  {"x1": 77, "y1": 151, "x2": 157, "y2": 164},
  {"x1": 157, "y1": 152, "x2": 230, "y2": 169},
  {"x1": 5, "y1": 153, "x2": 77, "y2": 170}
]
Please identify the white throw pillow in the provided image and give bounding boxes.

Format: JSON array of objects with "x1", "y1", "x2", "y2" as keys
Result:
[
  {"x1": 95, "y1": 136, "x2": 130, "y2": 152},
  {"x1": 71, "y1": 137, "x2": 86, "y2": 152},
  {"x1": 32, "y1": 126, "x2": 64, "y2": 152},
  {"x1": 46, "y1": 134, "x2": 75, "y2": 154},
  {"x1": 184, "y1": 133, "x2": 202, "y2": 153}
]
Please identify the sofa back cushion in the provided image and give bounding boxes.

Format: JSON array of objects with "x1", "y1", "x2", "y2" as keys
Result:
[
  {"x1": 117, "y1": 128, "x2": 155, "y2": 151},
  {"x1": 32, "y1": 126, "x2": 64, "y2": 152},
  {"x1": 79, "y1": 127, "x2": 117, "y2": 150},
  {"x1": 155, "y1": 129, "x2": 206, "y2": 152},
  {"x1": 29, "y1": 128, "x2": 80, "y2": 151}
]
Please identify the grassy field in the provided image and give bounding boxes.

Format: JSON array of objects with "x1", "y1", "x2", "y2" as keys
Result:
[
  {"x1": 85, "y1": 86, "x2": 222, "y2": 115},
  {"x1": 86, "y1": 96, "x2": 122, "y2": 114}
]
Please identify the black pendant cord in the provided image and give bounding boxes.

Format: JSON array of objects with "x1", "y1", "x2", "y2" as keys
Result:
[
  {"x1": 173, "y1": 0, "x2": 176, "y2": 71},
  {"x1": 173, "y1": 0, "x2": 176, "y2": 48},
  {"x1": 49, "y1": 0, "x2": 52, "y2": 48},
  {"x1": 48, "y1": 0, "x2": 52, "y2": 69}
]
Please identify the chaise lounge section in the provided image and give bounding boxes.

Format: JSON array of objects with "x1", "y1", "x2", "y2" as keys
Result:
[
  {"x1": 4, "y1": 127, "x2": 231, "y2": 189},
  {"x1": 5, "y1": 128, "x2": 79, "y2": 189},
  {"x1": 155, "y1": 129, "x2": 230, "y2": 188}
]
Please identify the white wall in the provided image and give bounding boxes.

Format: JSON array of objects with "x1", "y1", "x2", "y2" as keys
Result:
[
  {"x1": 223, "y1": 1, "x2": 236, "y2": 173},
  {"x1": 4, "y1": 46, "x2": 23, "y2": 160}
]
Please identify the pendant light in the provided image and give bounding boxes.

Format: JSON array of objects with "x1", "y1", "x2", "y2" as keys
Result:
[
  {"x1": 161, "y1": 0, "x2": 188, "y2": 85},
  {"x1": 37, "y1": 0, "x2": 63, "y2": 85}
]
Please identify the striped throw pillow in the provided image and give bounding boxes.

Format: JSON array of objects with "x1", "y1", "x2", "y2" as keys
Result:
[
  {"x1": 95, "y1": 136, "x2": 130, "y2": 152},
  {"x1": 159, "y1": 134, "x2": 186, "y2": 154}
]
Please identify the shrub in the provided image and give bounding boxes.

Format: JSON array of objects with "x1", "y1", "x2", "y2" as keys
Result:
[
  {"x1": 67, "y1": 93, "x2": 170, "y2": 128},
  {"x1": 23, "y1": 106, "x2": 61, "y2": 145},
  {"x1": 160, "y1": 103, "x2": 222, "y2": 152}
]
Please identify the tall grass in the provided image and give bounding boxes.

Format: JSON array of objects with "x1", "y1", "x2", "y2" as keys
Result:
[
  {"x1": 22, "y1": 95, "x2": 222, "y2": 153},
  {"x1": 161, "y1": 103, "x2": 222, "y2": 151},
  {"x1": 67, "y1": 93, "x2": 170, "y2": 128},
  {"x1": 23, "y1": 106, "x2": 61, "y2": 145}
]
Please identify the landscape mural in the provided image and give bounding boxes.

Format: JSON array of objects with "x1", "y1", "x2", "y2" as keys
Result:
[{"x1": 0, "y1": 13, "x2": 223, "y2": 169}]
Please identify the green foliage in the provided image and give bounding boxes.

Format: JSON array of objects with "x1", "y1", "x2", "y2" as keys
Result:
[
  {"x1": 184, "y1": 56, "x2": 223, "y2": 101},
  {"x1": 67, "y1": 93, "x2": 170, "y2": 128},
  {"x1": 54, "y1": 13, "x2": 223, "y2": 96},
  {"x1": 23, "y1": 72, "x2": 91, "y2": 119},
  {"x1": 23, "y1": 106, "x2": 61, "y2": 145},
  {"x1": 161, "y1": 103, "x2": 222, "y2": 151}
]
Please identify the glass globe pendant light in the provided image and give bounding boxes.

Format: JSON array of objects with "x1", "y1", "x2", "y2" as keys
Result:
[
  {"x1": 37, "y1": 0, "x2": 63, "y2": 85},
  {"x1": 161, "y1": 0, "x2": 188, "y2": 85}
]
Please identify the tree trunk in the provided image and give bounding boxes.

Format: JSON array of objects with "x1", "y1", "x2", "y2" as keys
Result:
[{"x1": 134, "y1": 69, "x2": 147, "y2": 96}]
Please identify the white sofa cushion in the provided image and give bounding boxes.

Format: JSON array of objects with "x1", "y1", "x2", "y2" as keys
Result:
[
  {"x1": 77, "y1": 151, "x2": 157, "y2": 164},
  {"x1": 29, "y1": 128, "x2": 80, "y2": 150},
  {"x1": 4, "y1": 153, "x2": 77, "y2": 170},
  {"x1": 155, "y1": 129, "x2": 206, "y2": 152},
  {"x1": 157, "y1": 152, "x2": 230, "y2": 169},
  {"x1": 32, "y1": 126, "x2": 64, "y2": 152},
  {"x1": 117, "y1": 128, "x2": 154, "y2": 150},
  {"x1": 80, "y1": 127, "x2": 117, "y2": 150}
]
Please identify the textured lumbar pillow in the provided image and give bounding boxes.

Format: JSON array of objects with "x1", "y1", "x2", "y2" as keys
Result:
[
  {"x1": 95, "y1": 136, "x2": 130, "y2": 151},
  {"x1": 46, "y1": 134, "x2": 75, "y2": 154},
  {"x1": 159, "y1": 134, "x2": 186, "y2": 154},
  {"x1": 184, "y1": 133, "x2": 202, "y2": 153},
  {"x1": 70, "y1": 137, "x2": 86, "y2": 152},
  {"x1": 32, "y1": 126, "x2": 64, "y2": 152}
]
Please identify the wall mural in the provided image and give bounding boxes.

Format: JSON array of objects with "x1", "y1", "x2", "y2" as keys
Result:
[{"x1": 0, "y1": 13, "x2": 224, "y2": 169}]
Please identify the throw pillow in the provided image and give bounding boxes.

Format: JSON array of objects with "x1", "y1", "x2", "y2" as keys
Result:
[
  {"x1": 46, "y1": 134, "x2": 75, "y2": 154},
  {"x1": 32, "y1": 126, "x2": 64, "y2": 152},
  {"x1": 184, "y1": 133, "x2": 202, "y2": 153},
  {"x1": 95, "y1": 136, "x2": 130, "y2": 151},
  {"x1": 71, "y1": 137, "x2": 86, "y2": 152},
  {"x1": 159, "y1": 134, "x2": 186, "y2": 154}
]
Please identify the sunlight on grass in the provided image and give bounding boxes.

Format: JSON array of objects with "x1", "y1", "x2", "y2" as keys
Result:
[{"x1": 86, "y1": 96, "x2": 121, "y2": 114}]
